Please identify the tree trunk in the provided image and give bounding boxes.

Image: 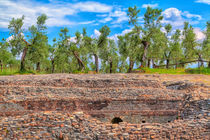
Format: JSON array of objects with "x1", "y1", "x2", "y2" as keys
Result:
[
  {"x1": 36, "y1": 62, "x2": 40, "y2": 71},
  {"x1": 128, "y1": 58, "x2": 134, "y2": 73},
  {"x1": 180, "y1": 60, "x2": 185, "y2": 68},
  {"x1": 94, "y1": 54, "x2": 99, "y2": 73},
  {"x1": 166, "y1": 59, "x2": 170, "y2": 69},
  {"x1": 198, "y1": 54, "x2": 204, "y2": 68},
  {"x1": 175, "y1": 62, "x2": 178, "y2": 69},
  {"x1": 0, "y1": 60, "x2": 2, "y2": 72},
  {"x1": 151, "y1": 59, "x2": 155, "y2": 68},
  {"x1": 20, "y1": 46, "x2": 28, "y2": 71},
  {"x1": 20, "y1": 39, "x2": 32, "y2": 72},
  {"x1": 208, "y1": 61, "x2": 210, "y2": 68},
  {"x1": 147, "y1": 59, "x2": 151, "y2": 68},
  {"x1": 142, "y1": 41, "x2": 149, "y2": 67},
  {"x1": 73, "y1": 51, "x2": 85, "y2": 71},
  {"x1": 110, "y1": 60, "x2": 113, "y2": 73},
  {"x1": 51, "y1": 59, "x2": 55, "y2": 73}
]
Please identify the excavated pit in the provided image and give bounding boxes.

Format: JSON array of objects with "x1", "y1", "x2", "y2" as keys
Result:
[{"x1": 0, "y1": 74, "x2": 209, "y2": 139}]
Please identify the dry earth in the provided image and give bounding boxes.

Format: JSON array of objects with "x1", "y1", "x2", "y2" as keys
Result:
[{"x1": 0, "y1": 74, "x2": 209, "y2": 139}]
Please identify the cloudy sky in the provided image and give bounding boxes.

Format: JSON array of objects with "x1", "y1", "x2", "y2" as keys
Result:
[{"x1": 0, "y1": 0, "x2": 209, "y2": 44}]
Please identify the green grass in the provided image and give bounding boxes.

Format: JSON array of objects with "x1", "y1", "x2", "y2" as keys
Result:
[
  {"x1": 0, "y1": 68, "x2": 18, "y2": 76},
  {"x1": 136, "y1": 67, "x2": 210, "y2": 75},
  {"x1": 0, "y1": 68, "x2": 39, "y2": 76},
  {"x1": 0, "y1": 67, "x2": 209, "y2": 75},
  {"x1": 140, "y1": 68, "x2": 186, "y2": 74},
  {"x1": 185, "y1": 67, "x2": 210, "y2": 74},
  {"x1": 15, "y1": 70, "x2": 36, "y2": 75}
]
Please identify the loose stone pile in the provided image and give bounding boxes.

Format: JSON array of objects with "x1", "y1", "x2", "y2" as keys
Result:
[
  {"x1": 0, "y1": 111, "x2": 209, "y2": 139},
  {"x1": 0, "y1": 74, "x2": 209, "y2": 139}
]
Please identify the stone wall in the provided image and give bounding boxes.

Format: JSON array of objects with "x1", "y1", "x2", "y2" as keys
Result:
[{"x1": 0, "y1": 74, "x2": 209, "y2": 139}]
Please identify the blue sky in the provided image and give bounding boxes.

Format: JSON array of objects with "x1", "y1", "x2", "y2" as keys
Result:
[{"x1": 0, "y1": 0, "x2": 209, "y2": 44}]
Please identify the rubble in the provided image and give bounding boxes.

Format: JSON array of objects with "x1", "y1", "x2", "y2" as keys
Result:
[{"x1": 0, "y1": 74, "x2": 209, "y2": 139}]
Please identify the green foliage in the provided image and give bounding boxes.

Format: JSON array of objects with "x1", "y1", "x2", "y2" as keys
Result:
[
  {"x1": 165, "y1": 24, "x2": 172, "y2": 34},
  {"x1": 182, "y1": 22, "x2": 197, "y2": 60},
  {"x1": 27, "y1": 14, "x2": 49, "y2": 71},
  {"x1": 52, "y1": 28, "x2": 72, "y2": 73},
  {"x1": 8, "y1": 16, "x2": 25, "y2": 56},
  {"x1": 100, "y1": 39, "x2": 119, "y2": 73},
  {"x1": 144, "y1": 7, "x2": 163, "y2": 30},
  {"x1": 140, "y1": 7, "x2": 164, "y2": 67},
  {"x1": 1, "y1": 6, "x2": 209, "y2": 75},
  {"x1": 170, "y1": 29, "x2": 183, "y2": 64},
  {"x1": 202, "y1": 21, "x2": 210, "y2": 62},
  {"x1": 98, "y1": 25, "x2": 111, "y2": 49},
  {"x1": 128, "y1": 6, "x2": 140, "y2": 26},
  {"x1": 0, "y1": 39, "x2": 15, "y2": 66}
]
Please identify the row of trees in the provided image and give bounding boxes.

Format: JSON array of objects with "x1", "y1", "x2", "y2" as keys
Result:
[{"x1": 0, "y1": 6, "x2": 209, "y2": 73}]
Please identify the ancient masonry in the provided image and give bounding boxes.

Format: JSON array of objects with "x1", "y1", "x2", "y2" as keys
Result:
[{"x1": 0, "y1": 74, "x2": 209, "y2": 139}]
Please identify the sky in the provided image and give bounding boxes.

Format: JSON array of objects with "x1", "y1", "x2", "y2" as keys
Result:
[{"x1": 0, "y1": 0, "x2": 210, "y2": 44}]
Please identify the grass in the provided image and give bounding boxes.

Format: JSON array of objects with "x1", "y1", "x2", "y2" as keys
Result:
[
  {"x1": 141, "y1": 68, "x2": 186, "y2": 74},
  {"x1": 135, "y1": 67, "x2": 210, "y2": 75},
  {"x1": 0, "y1": 68, "x2": 18, "y2": 76},
  {"x1": 0, "y1": 68, "x2": 41, "y2": 76},
  {"x1": 15, "y1": 70, "x2": 36, "y2": 75},
  {"x1": 0, "y1": 67, "x2": 209, "y2": 76},
  {"x1": 185, "y1": 67, "x2": 210, "y2": 74}
]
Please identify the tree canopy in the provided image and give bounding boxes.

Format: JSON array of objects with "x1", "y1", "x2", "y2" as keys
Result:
[{"x1": 1, "y1": 6, "x2": 209, "y2": 74}]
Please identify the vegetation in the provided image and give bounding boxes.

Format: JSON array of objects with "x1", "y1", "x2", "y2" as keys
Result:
[
  {"x1": 0, "y1": 6, "x2": 209, "y2": 75},
  {"x1": 134, "y1": 67, "x2": 210, "y2": 75}
]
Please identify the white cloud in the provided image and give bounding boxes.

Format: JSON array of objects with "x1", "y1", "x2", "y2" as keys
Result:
[
  {"x1": 111, "y1": 10, "x2": 128, "y2": 24},
  {"x1": 162, "y1": 8, "x2": 202, "y2": 27},
  {"x1": 108, "y1": 28, "x2": 132, "y2": 43},
  {"x1": 194, "y1": 28, "x2": 206, "y2": 41},
  {"x1": 111, "y1": 24, "x2": 123, "y2": 28},
  {"x1": 110, "y1": 10, "x2": 126, "y2": 18},
  {"x1": 195, "y1": 0, "x2": 210, "y2": 5},
  {"x1": 182, "y1": 11, "x2": 202, "y2": 20},
  {"x1": 0, "y1": 0, "x2": 112, "y2": 28},
  {"x1": 99, "y1": 17, "x2": 112, "y2": 23},
  {"x1": 46, "y1": 18, "x2": 75, "y2": 27},
  {"x1": 91, "y1": 29, "x2": 101, "y2": 38},
  {"x1": 94, "y1": 29, "x2": 101, "y2": 37},
  {"x1": 72, "y1": 1, "x2": 112, "y2": 13},
  {"x1": 142, "y1": 3, "x2": 159, "y2": 8},
  {"x1": 121, "y1": 29, "x2": 132, "y2": 35},
  {"x1": 162, "y1": 8, "x2": 184, "y2": 27},
  {"x1": 160, "y1": 27, "x2": 167, "y2": 34},
  {"x1": 78, "y1": 20, "x2": 96, "y2": 25},
  {"x1": 69, "y1": 37, "x2": 77, "y2": 43},
  {"x1": 96, "y1": 14, "x2": 109, "y2": 17},
  {"x1": 97, "y1": 8, "x2": 128, "y2": 25}
]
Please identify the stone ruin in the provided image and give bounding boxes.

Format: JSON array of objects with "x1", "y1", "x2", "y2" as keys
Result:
[{"x1": 0, "y1": 74, "x2": 209, "y2": 139}]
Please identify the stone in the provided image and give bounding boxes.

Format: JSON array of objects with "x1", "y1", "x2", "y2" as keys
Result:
[{"x1": 0, "y1": 74, "x2": 209, "y2": 139}]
